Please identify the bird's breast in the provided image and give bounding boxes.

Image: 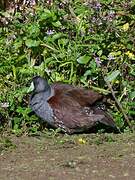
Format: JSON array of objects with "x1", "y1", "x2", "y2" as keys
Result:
[{"x1": 30, "y1": 94, "x2": 54, "y2": 125}]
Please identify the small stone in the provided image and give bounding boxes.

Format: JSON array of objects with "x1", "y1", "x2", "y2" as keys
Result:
[
  {"x1": 75, "y1": 167, "x2": 81, "y2": 172},
  {"x1": 123, "y1": 172, "x2": 129, "y2": 177},
  {"x1": 92, "y1": 170, "x2": 98, "y2": 173},
  {"x1": 109, "y1": 174, "x2": 115, "y2": 178}
]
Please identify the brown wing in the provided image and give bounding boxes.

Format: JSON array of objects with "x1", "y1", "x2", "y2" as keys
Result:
[
  {"x1": 65, "y1": 88, "x2": 103, "y2": 106},
  {"x1": 51, "y1": 83, "x2": 103, "y2": 106},
  {"x1": 48, "y1": 85, "x2": 116, "y2": 134}
]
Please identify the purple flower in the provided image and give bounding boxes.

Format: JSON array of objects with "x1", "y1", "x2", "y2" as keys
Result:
[
  {"x1": 107, "y1": 11, "x2": 116, "y2": 21},
  {"x1": 91, "y1": 17, "x2": 97, "y2": 23},
  {"x1": 59, "y1": 2, "x2": 66, "y2": 8},
  {"x1": 89, "y1": 1, "x2": 102, "y2": 10},
  {"x1": 95, "y1": 2, "x2": 102, "y2": 10},
  {"x1": 108, "y1": 11, "x2": 115, "y2": 18},
  {"x1": 91, "y1": 17, "x2": 102, "y2": 26},
  {"x1": 30, "y1": 0, "x2": 36, "y2": 6},
  {"x1": 108, "y1": 54, "x2": 115, "y2": 60},
  {"x1": 88, "y1": 28, "x2": 94, "y2": 33},
  {"x1": 46, "y1": 30, "x2": 55, "y2": 35},
  {"x1": 94, "y1": 56, "x2": 101, "y2": 67}
]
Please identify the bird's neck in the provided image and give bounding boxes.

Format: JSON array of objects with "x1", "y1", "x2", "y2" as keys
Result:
[
  {"x1": 32, "y1": 86, "x2": 54, "y2": 101},
  {"x1": 46, "y1": 86, "x2": 54, "y2": 100},
  {"x1": 30, "y1": 87, "x2": 54, "y2": 125}
]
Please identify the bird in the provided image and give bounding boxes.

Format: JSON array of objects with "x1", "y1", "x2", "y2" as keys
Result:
[{"x1": 29, "y1": 76, "x2": 117, "y2": 134}]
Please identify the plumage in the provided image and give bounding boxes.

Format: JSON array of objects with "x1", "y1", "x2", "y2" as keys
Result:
[{"x1": 29, "y1": 76, "x2": 117, "y2": 134}]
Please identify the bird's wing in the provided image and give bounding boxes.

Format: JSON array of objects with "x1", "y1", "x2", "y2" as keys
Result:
[
  {"x1": 48, "y1": 90, "x2": 116, "y2": 134},
  {"x1": 51, "y1": 83, "x2": 103, "y2": 106},
  {"x1": 64, "y1": 88, "x2": 103, "y2": 106}
]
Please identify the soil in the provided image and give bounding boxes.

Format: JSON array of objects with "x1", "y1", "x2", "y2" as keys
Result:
[{"x1": 0, "y1": 132, "x2": 135, "y2": 180}]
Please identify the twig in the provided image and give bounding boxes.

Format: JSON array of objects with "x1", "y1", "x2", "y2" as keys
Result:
[{"x1": 102, "y1": 71, "x2": 133, "y2": 131}]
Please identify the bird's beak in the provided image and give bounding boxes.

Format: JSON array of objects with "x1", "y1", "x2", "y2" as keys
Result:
[{"x1": 27, "y1": 82, "x2": 34, "y2": 93}]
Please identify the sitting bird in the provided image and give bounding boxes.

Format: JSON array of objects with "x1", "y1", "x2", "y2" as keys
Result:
[{"x1": 29, "y1": 76, "x2": 117, "y2": 134}]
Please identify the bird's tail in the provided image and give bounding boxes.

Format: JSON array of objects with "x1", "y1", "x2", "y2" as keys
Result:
[{"x1": 91, "y1": 107, "x2": 119, "y2": 132}]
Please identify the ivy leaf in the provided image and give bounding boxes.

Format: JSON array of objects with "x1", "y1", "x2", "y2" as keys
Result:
[
  {"x1": 105, "y1": 70, "x2": 120, "y2": 82},
  {"x1": 77, "y1": 55, "x2": 90, "y2": 64}
]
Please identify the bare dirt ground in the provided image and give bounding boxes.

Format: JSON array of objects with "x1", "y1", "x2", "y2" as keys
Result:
[{"x1": 0, "y1": 133, "x2": 135, "y2": 180}]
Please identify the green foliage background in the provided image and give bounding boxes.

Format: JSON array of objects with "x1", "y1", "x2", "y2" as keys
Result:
[{"x1": 0, "y1": 0, "x2": 135, "y2": 134}]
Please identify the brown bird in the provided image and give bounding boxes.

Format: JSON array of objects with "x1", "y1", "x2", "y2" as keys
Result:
[{"x1": 29, "y1": 76, "x2": 117, "y2": 134}]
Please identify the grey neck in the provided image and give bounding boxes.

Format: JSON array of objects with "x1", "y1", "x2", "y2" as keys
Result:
[
  {"x1": 32, "y1": 85, "x2": 54, "y2": 101},
  {"x1": 30, "y1": 86, "x2": 54, "y2": 125},
  {"x1": 46, "y1": 86, "x2": 54, "y2": 100}
]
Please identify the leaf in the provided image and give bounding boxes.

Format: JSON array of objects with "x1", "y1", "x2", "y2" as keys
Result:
[
  {"x1": 40, "y1": 9, "x2": 52, "y2": 20},
  {"x1": 14, "y1": 40, "x2": 23, "y2": 49},
  {"x1": 27, "y1": 24, "x2": 40, "y2": 38},
  {"x1": 52, "y1": 33, "x2": 66, "y2": 41},
  {"x1": 77, "y1": 55, "x2": 90, "y2": 64},
  {"x1": 25, "y1": 39, "x2": 40, "y2": 47},
  {"x1": 129, "y1": 91, "x2": 135, "y2": 99},
  {"x1": 105, "y1": 70, "x2": 120, "y2": 82},
  {"x1": 97, "y1": 50, "x2": 102, "y2": 56},
  {"x1": 129, "y1": 110, "x2": 135, "y2": 115},
  {"x1": 84, "y1": 70, "x2": 92, "y2": 76},
  {"x1": 12, "y1": 65, "x2": 16, "y2": 80},
  {"x1": 52, "y1": 21, "x2": 62, "y2": 27}
]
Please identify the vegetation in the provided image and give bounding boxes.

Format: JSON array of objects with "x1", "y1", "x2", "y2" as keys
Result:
[{"x1": 0, "y1": 0, "x2": 135, "y2": 135}]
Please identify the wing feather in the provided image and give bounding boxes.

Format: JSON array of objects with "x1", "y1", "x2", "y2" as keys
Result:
[{"x1": 48, "y1": 86, "x2": 116, "y2": 133}]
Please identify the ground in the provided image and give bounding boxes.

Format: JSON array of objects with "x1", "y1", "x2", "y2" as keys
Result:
[{"x1": 0, "y1": 132, "x2": 135, "y2": 180}]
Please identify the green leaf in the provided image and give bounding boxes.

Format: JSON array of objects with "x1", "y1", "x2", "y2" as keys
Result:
[
  {"x1": 40, "y1": 9, "x2": 52, "y2": 20},
  {"x1": 105, "y1": 70, "x2": 120, "y2": 82},
  {"x1": 25, "y1": 39, "x2": 40, "y2": 47},
  {"x1": 14, "y1": 40, "x2": 23, "y2": 49},
  {"x1": 97, "y1": 50, "x2": 102, "y2": 56},
  {"x1": 52, "y1": 33, "x2": 66, "y2": 41},
  {"x1": 77, "y1": 55, "x2": 90, "y2": 64},
  {"x1": 52, "y1": 21, "x2": 62, "y2": 27},
  {"x1": 84, "y1": 70, "x2": 92, "y2": 76},
  {"x1": 27, "y1": 24, "x2": 40, "y2": 38},
  {"x1": 129, "y1": 91, "x2": 135, "y2": 99},
  {"x1": 129, "y1": 110, "x2": 135, "y2": 115}
]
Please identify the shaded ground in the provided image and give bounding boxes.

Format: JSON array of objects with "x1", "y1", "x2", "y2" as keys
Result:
[{"x1": 0, "y1": 133, "x2": 135, "y2": 180}]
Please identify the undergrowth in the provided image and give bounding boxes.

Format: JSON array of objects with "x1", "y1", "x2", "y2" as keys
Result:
[{"x1": 0, "y1": 0, "x2": 135, "y2": 135}]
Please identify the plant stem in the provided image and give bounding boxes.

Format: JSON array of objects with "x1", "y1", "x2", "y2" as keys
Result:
[{"x1": 102, "y1": 70, "x2": 133, "y2": 131}]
